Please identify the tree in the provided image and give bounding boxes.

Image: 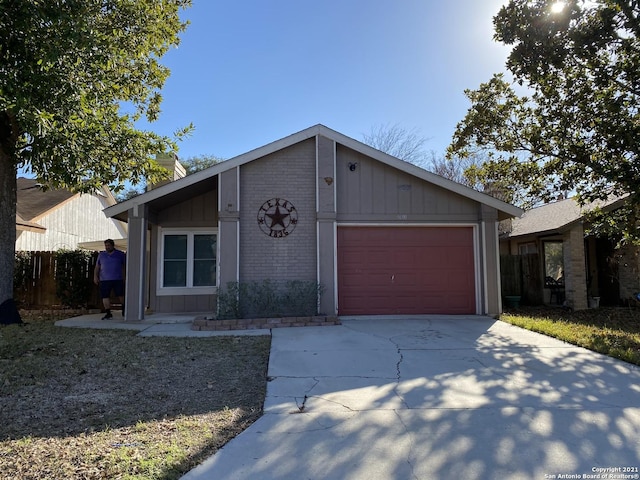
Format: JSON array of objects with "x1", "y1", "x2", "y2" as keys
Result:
[
  {"x1": 181, "y1": 154, "x2": 224, "y2": 175},
  {"x1": 363, "y1": 123, "x2": 429, "y2": 166},
  {"x1": 426, "y1": 151, "x2": 488, "y2": 191},
  {"x1": 363, "y1": 123, "x2": 489, "y2": 189},
  {"x1": 114, "y1": 154, "x2": 225, "y2": 201},
  {"x1": 448, "y1": 0, "x2": 640, "y2": 239},
  {"x1": 115, "y1": 187, "x2": 145, "y2": 203},
  {"x1": 0, "y1": 0, "x2": 192, "y2": 323}
]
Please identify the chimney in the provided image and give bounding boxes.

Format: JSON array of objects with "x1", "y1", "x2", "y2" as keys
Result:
[{"x1": 147, "y1": 153, "x2": 186, "y2": 190}]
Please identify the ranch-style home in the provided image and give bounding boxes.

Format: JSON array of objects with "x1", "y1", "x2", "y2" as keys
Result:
[{"x1": 104, "y1": 124, "x2": 523, "y2": 321}]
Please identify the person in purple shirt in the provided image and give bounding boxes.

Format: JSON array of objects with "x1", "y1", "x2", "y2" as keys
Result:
[{"x1": 93, "y1": 239, "x2": 126, "y2": 319}]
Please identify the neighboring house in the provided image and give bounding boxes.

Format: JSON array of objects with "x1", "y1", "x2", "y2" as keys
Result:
[
  {"x1": 500, "y1": 196, "x2": 639, "y2": 310},
  {"x1": 16, "y1": 212, "x2": 46, "y2": 234},
  {"x1": 15, "y1": 177, "x2": 127, "y2": 251},
  {"x1": 105, "y1": 124, "x2": 523, "y2": 321}
]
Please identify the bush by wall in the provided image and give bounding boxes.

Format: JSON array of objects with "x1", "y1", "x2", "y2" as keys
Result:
[
  {"x1": 216, "y1": 280, "x2": 324, "y2": 319},
  {"x1": 54, "y1": 249, "x2": 95, "y2": 308}
]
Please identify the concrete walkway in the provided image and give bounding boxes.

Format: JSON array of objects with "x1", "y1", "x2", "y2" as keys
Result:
[
  {"x1": 55, "y1": 312, "x2": 269, "y2": 337},
  {"x1": 179, "y1": 315, "x2": 640, "y2": 480}
]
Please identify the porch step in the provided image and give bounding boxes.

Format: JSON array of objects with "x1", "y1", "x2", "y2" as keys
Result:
[{"x1": 192, "y1": 315, "x2": 341, "y2": 331}]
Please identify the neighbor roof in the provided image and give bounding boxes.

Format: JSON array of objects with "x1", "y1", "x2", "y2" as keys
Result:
[
  {"x1": 507, "y1": 195, "x2": 627, "y2": 238},
  {"x1": 16, "y1": 212, "x2": 46, "y2": 233},
  {"x1": 17, "y1": 177, "x2": 76, "y2": 222},
  {"x1": 105, "y1": 124, "x2": 524, "y2": 221}
]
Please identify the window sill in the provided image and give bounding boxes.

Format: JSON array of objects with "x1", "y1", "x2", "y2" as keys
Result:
[{"x1": 156, "y1": 286, "x2": 217, "y2": 296}]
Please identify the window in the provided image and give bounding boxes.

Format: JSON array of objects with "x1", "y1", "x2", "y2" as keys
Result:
[
  {"x1": 158, "y1": 229, "x2": 217, "y2": 295},
  {"x1": 518, "y1": 242, "x2": 537, "y2": 255},
  {"x1": 543, "y1": 241, "x2": 564, "y2": 285}
]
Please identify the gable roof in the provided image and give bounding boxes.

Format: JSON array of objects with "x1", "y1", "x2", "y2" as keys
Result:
[
  {"x1": 17, "y1": 177, "x2": 76, "y2": 222},
  {"x1": 16, "y1": 212, "x2": 46, "y2": 233},
  {"x1": 105, "y1": 124, "x2": 524, "y2": 221},
  {"x1": 17, "y1": 177, "x2": 118, "y2": 225},
  {"x1": 507, "y1": 195, "x2": 627, "y2": 238}
]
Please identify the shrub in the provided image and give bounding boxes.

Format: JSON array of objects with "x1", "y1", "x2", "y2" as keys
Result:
[
  {"x1": 216, "y1": 280, "x2": 324, "y2": 319},
  {"x1": 13, "y1": 251, "x2": 34, "y2": 306},
  {"x1": 54, "y1": 249, "x2": 94, "y2": 308}
]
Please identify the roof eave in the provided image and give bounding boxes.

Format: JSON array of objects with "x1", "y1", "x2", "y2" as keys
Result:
[{"x1": 104, "y1": 124, "x2": 524, "y2": 219}]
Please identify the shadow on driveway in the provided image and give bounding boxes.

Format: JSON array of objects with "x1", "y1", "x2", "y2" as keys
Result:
[{"x1": 182, "y1": 315, "x2": 640, "y2": 480}]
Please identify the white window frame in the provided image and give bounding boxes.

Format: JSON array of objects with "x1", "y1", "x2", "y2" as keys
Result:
[{"x1": 157, "y1": 228, "x2": 218, "y2": 296}]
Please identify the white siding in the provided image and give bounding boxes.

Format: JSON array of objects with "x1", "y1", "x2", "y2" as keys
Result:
[{"x1": 15, "y1": 193, "x2": 126, "y2": 251}]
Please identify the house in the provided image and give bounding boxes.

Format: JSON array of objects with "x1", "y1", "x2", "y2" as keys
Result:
[
  {"x1": 500, "y1": 196, "x2": 640, "y2": 309},
  {"x1": 16, "y1": 177, "x2": 127, "y2": 251},
  {"x1": 104, "y1": 124, "x2": 523, "y2": 321}
]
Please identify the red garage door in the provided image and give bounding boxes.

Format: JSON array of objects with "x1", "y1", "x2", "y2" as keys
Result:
[{"x1": 337, "y1": 227, "x2": 476, "y2": 315}]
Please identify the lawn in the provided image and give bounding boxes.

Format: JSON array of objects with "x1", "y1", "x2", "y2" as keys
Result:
[
  {"x1": 0, "y1": 311, "x2": 271, "y2": 480},
  {"x1": 501, "y1": 306, "x2": 640, "y2": 366}
]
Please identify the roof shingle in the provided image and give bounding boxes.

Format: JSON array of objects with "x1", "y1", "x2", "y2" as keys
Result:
[{"x1": 16, "y1": 177, "x2": 76, "y2": 221}]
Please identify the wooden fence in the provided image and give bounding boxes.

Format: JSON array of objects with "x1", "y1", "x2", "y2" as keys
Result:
[
  {"x1": 500, "y1": 254, "x2": 544, "y2": 305},
  {"x1": 14, "y1": 251, "x2": 103, "y2": 309}
]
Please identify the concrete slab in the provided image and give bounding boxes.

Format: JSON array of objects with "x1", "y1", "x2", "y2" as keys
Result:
[
  {"x1": 181, "y1": 315, "x2": 640, "y2": 480},
  {"x1": 137, "y1": 323, "x2": 269, "y2": 337},
  {"x1": 54, "y1": 313, "x2": 270, "y2": 337},
  {"x1": 55, "y1": 313, "x2": 148, "y2": 331}
]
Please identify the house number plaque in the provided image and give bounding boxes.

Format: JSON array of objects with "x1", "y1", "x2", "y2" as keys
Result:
[{"x1": 257, "y1": 198, "x2": 298, "y2": 238}]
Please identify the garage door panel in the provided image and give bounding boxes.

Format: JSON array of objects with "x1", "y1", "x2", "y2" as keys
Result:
[
  {"x1": 338, "y1": 227, "x2": 475, "y2": 315},
  {"x1": 342, "y1": 270, "x2": 393, "y2": 283}
]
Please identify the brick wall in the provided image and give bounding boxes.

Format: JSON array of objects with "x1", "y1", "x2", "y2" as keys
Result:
[
  {"x1": 618, "y1": 244, "x2": 640, "y2": 301},
  {"x1": 563, "y1": 225, "x2": 588, "y2": 310},
  {"x1": 239, "y1": 138, "x2": 317, "y2": 283},
  {"x1": 192, "y1": 315, "x2": 340, "y2": 331}
]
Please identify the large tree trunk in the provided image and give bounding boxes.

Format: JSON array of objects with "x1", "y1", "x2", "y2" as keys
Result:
[{"x1": 0, "y1": 111, "x2": 21, "y2": 324}]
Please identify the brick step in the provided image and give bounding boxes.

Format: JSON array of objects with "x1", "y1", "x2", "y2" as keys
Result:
[{"x1": 192, "y1": 315, "x2": 341, "y2": 331}]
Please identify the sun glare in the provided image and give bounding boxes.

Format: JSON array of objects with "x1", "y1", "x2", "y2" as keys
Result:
[{"x1": 551, "y1": 1, "x2": 565, "y2": 13}]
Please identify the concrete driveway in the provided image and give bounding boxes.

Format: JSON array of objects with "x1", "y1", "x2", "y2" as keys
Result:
[{"x1": 181, "y1": 315, "x2": 640, "y2": 480}]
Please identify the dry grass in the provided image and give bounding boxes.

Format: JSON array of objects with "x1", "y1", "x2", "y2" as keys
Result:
[
  {"x1": 0, "y1": 311, "x2": 271, "y2": 480},
  {"x1": 501, "y1": 306, "x2": 640, "y2": 366}
]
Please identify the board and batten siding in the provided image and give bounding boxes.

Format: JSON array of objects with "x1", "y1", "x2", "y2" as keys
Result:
[
  {"x1": 149, "y1": 189, "x2": 218, "y2": 313},
  {"x1": 15, "y1": 192, "x2": 126, "y2": 251},
  {"x1": 336, "y1": 145, "x2": 479, "y2": 222}
]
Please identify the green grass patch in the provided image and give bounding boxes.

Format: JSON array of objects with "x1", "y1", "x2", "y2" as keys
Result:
[{"x1": 501, "y1": 306, "x2": 640, "y2": 366}]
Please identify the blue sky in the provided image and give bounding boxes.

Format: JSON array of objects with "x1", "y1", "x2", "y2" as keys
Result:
[{"x1": 147, "y1": 0, "x2": 512, "y2": 161}]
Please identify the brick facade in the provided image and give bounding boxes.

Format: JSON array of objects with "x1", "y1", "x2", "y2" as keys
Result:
[
  {"x1": 192, "y1": 315, "x2": 340, "y2": 331},
  {"x1": 563, "y1": 225, "x2": 588, "y2": 310},
  {"x1": 617, "y1": 244, "x2": 640, "y2": 301},
  {"x1": 239, "y1": 139, "x2": 317, "y2": 283}
]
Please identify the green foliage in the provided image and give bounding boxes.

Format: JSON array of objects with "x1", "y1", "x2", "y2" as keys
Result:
[
  {"x1": 216, "y1": 280, "x2": 324, "y2": 319},
  {"x1": 583, "y1": 203, "x2": 640, "y2": 247},
  {"x1": 0, "y1": 0, "x2": 193, "y2": 192},
  {"x1": 13, "y1": 251, "x2": 33, "y2": 305},
  {"x1": 501, "y1": 307, "x2": 640, "y2": 366},
  {"x1": 448, "y1": 1, "x2": 640, "y2": 239},
  {"x1": 54, "y1": 249, "x2": 94, "y2": 308},
  {"x1": 115, "y1": 187, "x2": 145, "y2": 203},
  {"x1": 0, "y1": 0, "x2": 192, "y2": 305},
  {"x1": 182, "y1": 154, "x2": 225, "y2": 175},
  {"x1": 216, "y1": 281, "x2": 242, "y2": 320}
]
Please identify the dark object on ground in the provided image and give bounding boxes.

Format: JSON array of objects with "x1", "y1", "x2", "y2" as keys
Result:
[{"x1": 0, "y1": 298, "x2": 22, "y2": 325}]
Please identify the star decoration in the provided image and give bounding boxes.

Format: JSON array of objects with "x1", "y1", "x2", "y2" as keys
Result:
[
  {"x1": 266, "y1": 206, "x2": 289, "y2": 229},
  {"x1": 257, "y1": 198, "x2": 298, "y2": 237}
]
